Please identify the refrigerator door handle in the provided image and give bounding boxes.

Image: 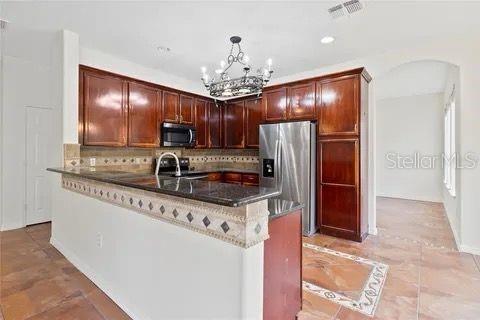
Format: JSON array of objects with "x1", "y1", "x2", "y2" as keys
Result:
[{"x1": 276, "y1": 140, "x2": 283, "y2": 192}]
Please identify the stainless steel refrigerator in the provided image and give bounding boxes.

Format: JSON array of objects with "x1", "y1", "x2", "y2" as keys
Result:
[{"x1": 259, "y1": 121, "x2": 316, "y2": 236}]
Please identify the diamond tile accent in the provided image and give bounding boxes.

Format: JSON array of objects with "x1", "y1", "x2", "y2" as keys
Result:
[
  {"x1": 221, "y1": 222, "x2": 230, "y2": 233},
  {"x1": 61, "y1": 175, "x2": 269, "y2": 248},
  {"x1": 203, "y1": 216, "x2": 211, "y2": 228},
  {"x1": 100, "y1": 190, "x2": 103, "y2": 196}
]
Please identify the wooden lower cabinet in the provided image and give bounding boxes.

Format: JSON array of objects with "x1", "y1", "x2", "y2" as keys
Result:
[
  {"x1": 223, "y1": 172, "x2": 242, "y2": 184},
  {"x1": 263, "y1": 210, "x2": 302, "y2": 320},
  {"x1": 317, "y1": 138, "x2": 366, "y2": 242},
  {"x1": 241, "y1": 173, "x2": 259, "y2": 186}
]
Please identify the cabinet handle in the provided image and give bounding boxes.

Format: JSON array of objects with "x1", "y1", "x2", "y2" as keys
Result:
[
  {"x1": 180, "y1": 115, "x2": 183, "y2": 122},
  {"x1": 175, "y1": 114, "x2": 178, "y2": 122},
  {"x1": 354, "y1": 123, "x2": 358, "y2": 132}
]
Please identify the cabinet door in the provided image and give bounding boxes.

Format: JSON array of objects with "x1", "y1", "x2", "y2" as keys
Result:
[
  {"x1": 244, "y1": 97, "x2": 262, "y2": 148},
  {"x1": 127, "y1": 82, "x2": 159, "y2": 147},
  {"x1": 163, "y1": 91, "x2": 179, "y2": 123},
  {"x1": 242, "y1": 173, "x2": 259, "y2": 186},
  {"x1": 194, "y1": 98, "x2": 208, "y2": 148},
  {"x1": 83, "y1": 71, "x2": 127, "y2": 146},
  {"x1": 317, "y1": 139, "x2": 359, "y2": 240},
  {"x1": 208, "y1": 102, "x2": 222, "y2": 148},
  {"x1": 224, "y1": 101, "x2": 245, "y2": 148},
  {"x1": 223, "y1": 172, "x2": 242, "y2": 184},
  {"x1": 317, "y1": 76, "x2": 359, "y2": 136},
  {"x1": 288, "y1": 82, "x2": 315, "y2": 120},
  {"x1": 263, "y1": 87, "x2": 287, "y2": 122},
  {"x1": 179, "y1": 94, "x2": 194, "y2": 124}
]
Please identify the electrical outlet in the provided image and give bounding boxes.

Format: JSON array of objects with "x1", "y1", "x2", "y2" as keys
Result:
[
  {"x1": 95, "y1": 232, "x2": 103, "y2": 248},
  {"x1": 134, "y1": 157, "x2": 141, "y2": 164},
  {"x1": 90, "y1": 158, "x2": 96, "y2": 166}
]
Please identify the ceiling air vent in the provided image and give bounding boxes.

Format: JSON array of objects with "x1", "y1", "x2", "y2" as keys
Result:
[
  {"x1": 328, "y1": 0, "x2": 363, "y2": 19},
  {"x1": 328, "y1": 4, "x2": 346, "y2": 19},
  {"x1": 343, "y1": 0, "x2": 363, "y2": 14}
]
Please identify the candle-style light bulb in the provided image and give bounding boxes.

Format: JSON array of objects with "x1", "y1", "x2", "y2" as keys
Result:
[
  {"x1": 244, "y1": 55, "x2": 250, "y2": 63},
  {"x1": 267, "y1": 58, "x2": 272, "y2": 70},
  {"x1": 220, "y1": 60, "x2": 226, "y2": 68},
  {"x1": 201, "y1": 66, "x2": 207, "y2": 74}
]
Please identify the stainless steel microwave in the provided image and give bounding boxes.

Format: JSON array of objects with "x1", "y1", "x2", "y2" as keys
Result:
[{"x1": 161, "y1": 122, "x2": 196, "y2": 147}]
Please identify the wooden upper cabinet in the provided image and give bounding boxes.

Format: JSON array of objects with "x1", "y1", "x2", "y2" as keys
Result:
[
  {"x1": 194, "y1": 98, "x2": 208, "y2": 148},
  {"x1": 127, "y1": 82, "x2": 159, "y2": 147},
  {"x1": 263, "y1": 87, "x2": 287, "y2": 122},
  {"x1": 317, "y1": 75, "x2": 359, "y2": 136},
  {"x1": 224, "y1": 100, "x2": 245, "y2": 148},
  {"x1": 163, "y1": 90, "x2": 179, "y2": 123},
  {"x1": 288, "y1": 82, "x2": 316, "y2": 120},
  {"x1": 82, "y1": 71, "x2": 127, "y2": 146},
  {"x1": 179, "y1": 94, "x2": 194, "y2": 124},
  {"x1": 244, "y1": 97, "x2": 262, "y2": 148},
  {"x1": 208, "y1": 102, "x2": 222, "y2": 148}
]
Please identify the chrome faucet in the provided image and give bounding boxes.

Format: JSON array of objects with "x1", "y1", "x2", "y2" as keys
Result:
[{"x1": 155, "y1": 152, "x2": 182, "y2": 177}]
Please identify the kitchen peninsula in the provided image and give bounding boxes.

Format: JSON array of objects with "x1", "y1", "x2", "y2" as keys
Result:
[{"x1": 48, "y1": 164, "x2": 302, "y2": 319}]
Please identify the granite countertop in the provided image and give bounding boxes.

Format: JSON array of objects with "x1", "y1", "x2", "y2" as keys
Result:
[
  {"x1": 267, "y1": 199, "x2": 304, "y2": 220},
  {"x1": 47, "y1": 167, "x2": 279, "y2": 207}
]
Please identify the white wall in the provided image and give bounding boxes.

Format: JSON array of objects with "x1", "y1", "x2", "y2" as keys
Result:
[
  {"x1": 50, "y1": 176, "x2": 264, "y2": 320},
  {"x1": 270, "y1": 35, "x2": 480, "y2": 254},
  {"x1": 0, "y1": 25, "x2": 63, "y2": 230},
  {"x1": 376, "y1": 93, "x2": 444, "y2": 202},
  {"x1": 443, "y1": 64, "x2": 462, "y2": 245},
  {"x1": 80, "y1": 47, "x2": 207, "y2": 96}
]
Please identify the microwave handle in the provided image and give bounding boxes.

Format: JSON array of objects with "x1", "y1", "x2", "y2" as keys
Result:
[{"x1": 188, "y1": 129, "x2": 193, "y2": 144}]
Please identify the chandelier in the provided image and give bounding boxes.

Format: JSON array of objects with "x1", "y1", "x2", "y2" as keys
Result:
[{"x1": 201, "y1": 36, "x2": 273, "y2": 98}]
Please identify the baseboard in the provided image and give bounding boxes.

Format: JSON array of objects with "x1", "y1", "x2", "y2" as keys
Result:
[
  {"x1": 1, "y1": 222, "x2": 25, "y2": 231},
  {"x1": 50, "y1": 237, "x2": 145, "y2": 320},
  {"x1": 459, "y1": 244, "x2": 480, "y2": 256},
  {"x1": 368, "y1": 226, "x2": 378, "y2": 236},
  {"x1": 376, "y1": 194, "x2": 442, "y2": 203}
]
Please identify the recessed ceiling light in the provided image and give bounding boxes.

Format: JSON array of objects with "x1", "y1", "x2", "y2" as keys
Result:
[
  {"x1": 157, "y1": 46, "x2": 171, "y2": 53},
  {"x1": 321, "y1": 36, "x2": 335, "y2": 44}
]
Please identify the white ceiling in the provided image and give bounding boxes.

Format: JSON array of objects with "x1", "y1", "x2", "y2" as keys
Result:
[
  {"x1": 2, "y1": 1, "x2": 480, "y2": 83},
  {"x1": 375, "y1": 60, "x2": 451, "y2": 100}
]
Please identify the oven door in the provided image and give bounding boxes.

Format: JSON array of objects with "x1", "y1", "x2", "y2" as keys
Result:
[{"x1": 161, "y1": 122, "x2": 196, "y2": 147}]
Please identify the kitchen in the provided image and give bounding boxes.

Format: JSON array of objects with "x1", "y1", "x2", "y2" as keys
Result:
[
  {"x1": 46, "y1": 42, "x2": 369, "y2": 318},
  {"x1": 2, "y1": 2, "x2": 480, "y2": 320}
]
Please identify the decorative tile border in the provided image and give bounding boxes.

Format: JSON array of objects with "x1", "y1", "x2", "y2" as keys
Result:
[
  {"x1": 302, "y1": 243, "x2": 389, "y2": 317},
  {"x1": 61, "y1": 175, "x2": 269, "y2": 248},
  {"x1": 188, "y1": 155, "x2": 259, "y2": 164}
]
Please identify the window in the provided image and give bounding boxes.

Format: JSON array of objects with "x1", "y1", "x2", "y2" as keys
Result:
[{"x1": 444, "y1": 95, "x2": 456, "y2": 197}]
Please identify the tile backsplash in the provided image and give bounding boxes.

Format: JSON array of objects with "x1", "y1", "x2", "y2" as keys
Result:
[{"x1": 63, "y1": 144, "x2": 259, "y2": 172}]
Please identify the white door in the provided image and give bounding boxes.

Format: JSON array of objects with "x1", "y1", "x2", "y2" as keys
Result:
[{"x1": 25, "y1": 107, "x2": 53, "y2": 225}]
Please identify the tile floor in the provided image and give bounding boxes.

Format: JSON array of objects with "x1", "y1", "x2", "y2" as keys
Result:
[
  {"x1": 1, "y1": 197, "x2": 479, "y2": 319},
  {"x1": 299, "y1": 197, "x2": 480, "y2": 320},
  {"x1": 0, "y1": 223, "x2": 130, "y2": 320}
]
